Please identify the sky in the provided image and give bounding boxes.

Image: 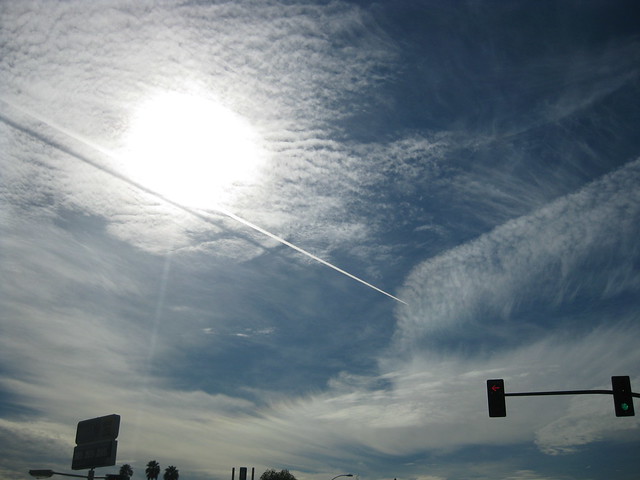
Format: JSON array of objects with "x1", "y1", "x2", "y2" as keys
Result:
[{"x1": 1, "y1": 1, "x2": 640, "y2": 480}]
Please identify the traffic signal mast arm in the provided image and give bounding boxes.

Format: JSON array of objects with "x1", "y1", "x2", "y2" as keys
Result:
[
  {"x1": 505, "y1": 390, "x2": 640, "y2": 397},
  {"x1": 487, "y1": 376, "x2": 636, "y2": 417}
]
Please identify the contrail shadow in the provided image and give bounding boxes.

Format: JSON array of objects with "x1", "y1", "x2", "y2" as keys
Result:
[{"x1": 0, "y1": 98, "x2": 407, "y2": 305}]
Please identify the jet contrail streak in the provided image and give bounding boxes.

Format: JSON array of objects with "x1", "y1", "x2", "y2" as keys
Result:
[
  {"x1": 0, "y1": 98, "x2": 407, "y2": 305},
  {"x1": 208, "y1": 206, "x2": 407, "y2": 304}
]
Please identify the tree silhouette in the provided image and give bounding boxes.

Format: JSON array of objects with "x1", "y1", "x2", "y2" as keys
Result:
[
  {"x1": 260, "y1": 469, "x2": 297, "y2": 480},
  {"x1": 163, "y1": 466, "x2": 179, "y2": 480},
  {"x1": 119, "y1": 464, "x2": 133, "y2": 479},
  {"x1": 146, "y1": 461, "x2": 160, "y2": 480}
]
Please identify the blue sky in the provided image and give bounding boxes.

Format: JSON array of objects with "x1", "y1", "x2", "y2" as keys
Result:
[{"x1": 1, "y1": 1, "x2": 639, "y2": 480}]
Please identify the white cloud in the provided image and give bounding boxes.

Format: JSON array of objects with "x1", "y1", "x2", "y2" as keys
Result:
[
  {"x1": 5, "y1": 232, "x2": 635, "y2": 473},
  {"x1": 2, "y1": 2, "x2": 640, "y2": 480},
  {"x1": 504, "y1": 471, "x2": 562, "y2": 480},
  {"x1": 248, "y1": 324, "x2": 640, "y2": 461},
  {"x1": 396, "y1": 158, "x2": 640, "y2": 346},
  {"x1": 0, "y1": 0, "x2": 406, "y2": 266},
  {"x1": 0, "y1": 418, "x2": 72, "y2": 478}
]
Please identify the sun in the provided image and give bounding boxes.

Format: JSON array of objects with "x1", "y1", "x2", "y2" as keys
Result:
[{"x1": 121, "y1": 91, "x2": 265, "y2": 208}]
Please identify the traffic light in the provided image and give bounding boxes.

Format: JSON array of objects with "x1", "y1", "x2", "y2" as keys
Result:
[
  {"x1": 487, "y1": 379, "x2": 506, "y2": 417},
  {"x1": 611, "y1": 376, "x2": 635, "y2": 417}
]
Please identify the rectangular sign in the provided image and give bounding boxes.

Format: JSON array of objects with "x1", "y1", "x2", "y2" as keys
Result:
[
  {"x1": 72, "y1": 439, "x2": 118, "y2": 470},
  {"x1": 75, "y1": 414, "x2": 120, "y2": 445}
]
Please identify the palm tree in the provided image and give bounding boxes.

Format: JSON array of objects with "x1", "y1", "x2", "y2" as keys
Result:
[
  {"x1": 119, "y1": 464, "x2": 133, "y2": 479},
  {"x1": 146, "y1": 461, "x2": 160, "y2": 480},
  {"x1": 163, "y1": 466, "x2": 179, "y2": 480}
]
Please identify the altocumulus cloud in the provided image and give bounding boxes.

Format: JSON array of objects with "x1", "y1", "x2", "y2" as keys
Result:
[
  {"x1": 2, "y1": 1, "x2": 640, "y2": 480},
  {"x1": 397, "y1": 158, "x2": 640, "y2": 348},
  {"x1": 0, "y1": 0, "x2": 402, "y2": 263}
]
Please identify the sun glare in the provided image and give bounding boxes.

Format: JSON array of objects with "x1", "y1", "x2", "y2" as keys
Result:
[{"x1": 122, "y1": 92, "x2": 265, "y2": 208}]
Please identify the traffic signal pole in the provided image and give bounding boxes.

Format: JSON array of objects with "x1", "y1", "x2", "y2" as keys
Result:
[
  {"x1": 505, "y1": 389, "x2": 621, "y2": 397},
  {"x1": 487, "y1": 376, "x2": 638, "y2": 417}
]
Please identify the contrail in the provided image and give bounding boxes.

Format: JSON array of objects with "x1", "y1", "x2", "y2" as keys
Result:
[
  {"x1": 0, "y1": 98, "x2": 407, "y2": 305},
  {"x1": 208, "y1": 206, "x2": 407, "y2": 304}
]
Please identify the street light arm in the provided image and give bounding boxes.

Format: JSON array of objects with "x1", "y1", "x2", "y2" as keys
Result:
[
  {"x1": 30, "y1": 471, "x2": 88, "y2": 479},
  {"x1": 331, "y1": 475, "x2": 353, "y2": 480},
  {"x1": 29, "y1": 470, "x2": 108, "y2": 479}
]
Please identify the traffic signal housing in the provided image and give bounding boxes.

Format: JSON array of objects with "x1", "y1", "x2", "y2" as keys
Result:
[
  {"x1": 487, "y1": 379, "x2": 506, "y2": 417},
  {"x1": 612, "y1": 376, "x2": 635, "y2": 417}
]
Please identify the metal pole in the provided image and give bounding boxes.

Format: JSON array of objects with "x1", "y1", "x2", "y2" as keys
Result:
[
  {"x1": 505, "y1": 389, "x2": 640, "y2": 398},
  {"x1": 29, "y1": 471, "x2": 108, "y2": 479}
]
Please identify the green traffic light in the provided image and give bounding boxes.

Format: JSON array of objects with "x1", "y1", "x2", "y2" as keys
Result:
[{"x1": 612, "y1": 376, "x2": 635, "y2": 417}]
